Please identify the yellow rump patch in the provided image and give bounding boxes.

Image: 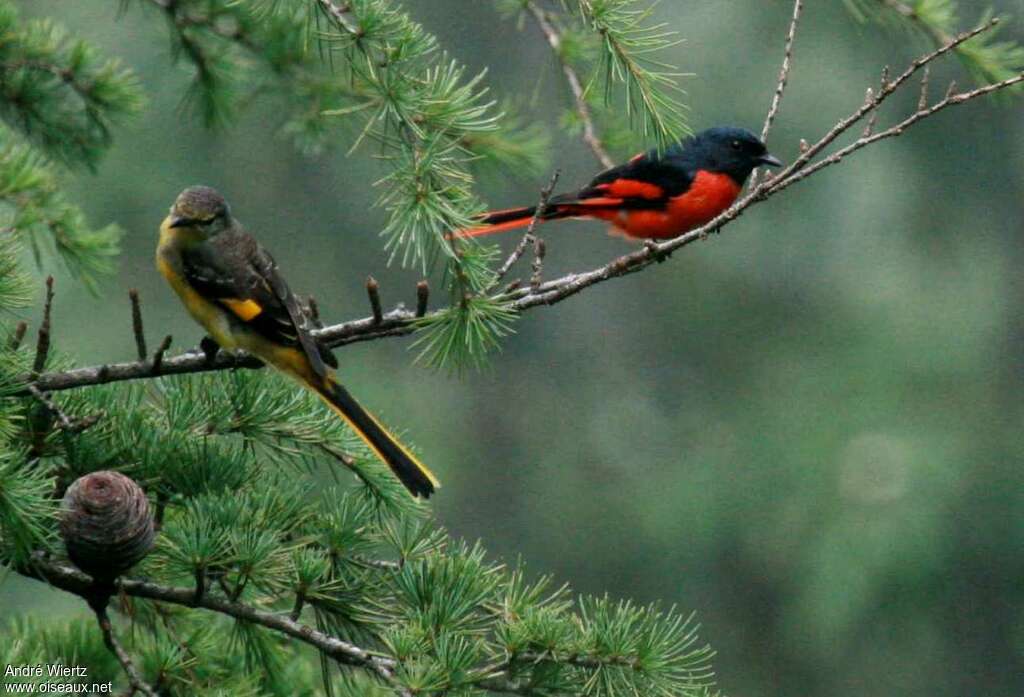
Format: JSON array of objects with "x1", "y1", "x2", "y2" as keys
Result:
[{"x1": 220, "y1": 298, "x2": 263, "y2": 321}]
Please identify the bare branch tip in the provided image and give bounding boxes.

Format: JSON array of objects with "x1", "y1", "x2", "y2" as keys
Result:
[
  {"x1": 9, "y1": 320, "x2": 27, "y2": 350},
  {"x1": 33, "y1": 276, "x2": 55, "y2": 374},
  {"x1": 366, "y1": 276, "x2": 383, "y2": 324},
  {"x1": 761, "y1": 0, "x2": 804, "y2": 142},
  {"x1": 152, "y1": 335, "x2": 173, "y2": 375},
  {"x1": 128, "y1": 288, "x2": 147, "y2": 361},
  {"x1": 530, "y1": 237, "x2": 546, "y2": 290},
  {"x1": 415, "y1": 281, "x2": 429, "y2": 318},
  {"x1": 918, "y1": 66, "x2": 931, "y2": 111}
]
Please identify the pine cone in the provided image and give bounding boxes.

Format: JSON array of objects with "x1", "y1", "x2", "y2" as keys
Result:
[{"x1": 59, "y1": 471, "x2": 155, "y2": 580}]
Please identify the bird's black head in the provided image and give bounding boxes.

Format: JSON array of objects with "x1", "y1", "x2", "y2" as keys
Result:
[
  {"x1": 669, "y1": 126, "x2": 781, "y2": 185},
  {"x1": 167, "y1": 185, "x2": 232, "y2": 237}
]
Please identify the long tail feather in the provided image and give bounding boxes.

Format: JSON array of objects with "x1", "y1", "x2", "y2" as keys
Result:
[
  {"x1": 457, "y1": 216, "x2": 540, "y2": 239},
  {"x1": 480, "y1": 205, "x2": 538, "y2": 225},
  {"x1": 454, "y1": 203, "x2": 585, "y2": 239},
  {"x1": 314, "y1": 380, "x2": 439, "y2": 498}
]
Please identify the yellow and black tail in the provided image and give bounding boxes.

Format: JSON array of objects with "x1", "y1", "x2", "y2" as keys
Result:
[{"x1": 314, "y1": 379, "x2": 439, "y2": 498}]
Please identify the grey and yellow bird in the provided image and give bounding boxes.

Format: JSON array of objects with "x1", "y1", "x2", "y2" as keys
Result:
[{"x1": 156, "y1": 185, "x2": 439, "y2": 497}]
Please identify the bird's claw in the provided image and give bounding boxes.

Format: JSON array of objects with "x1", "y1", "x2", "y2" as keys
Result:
[{"x1": 199, "y1": 336, "x2": 220, "y2": 364}]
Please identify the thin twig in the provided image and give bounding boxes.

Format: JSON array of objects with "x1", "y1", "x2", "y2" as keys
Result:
[
  {"x1": 752, "y1": 0, "x2": 803, "y2": 189},
  {"x1": 530, "y1": 238, "x2": 546, "y2": 291},
  {"x1": 415, "y1": 281, "x2": 429, "y2": 318},
  {"x1": 151, "y1": 603, "x2": 202, "y2": 685},
  {"x1": 767, "y1": 71, "x2": 1024, "y2": 195},
  {"x1": 777, "y1": 19, "x2": 999, "y2": 182},
  {"x1": 493, "y1": 170, "x2": 561, "y2": 287},
  {"x1": 761, "y1": 0, "x2": 803, "y2": 142},
  {"x1": 350, "y1": 554, "x2": 402, "y2": 572},
  {"x1": 151, "y1": 335, "x2": 173, "y2": 375},
  {"x1": 918, "y1": 65, "x2": 931, "y2": 111},
  {"x1": 27, "y1": 384, "x2": 74, "y2": 431},
  {"x1": 314, "y1": 0, "x2": 362, "y2": 37},
  {"x1": 94, "y1": 606, "x2": 158, "y2": 697},
  {"x1": 862, "y1": 89, "x2": 878, "y2": 136},
  {"x1": 290, "y1": 590, "x2": 306, "y2": 622},
  {"x1": 128, "y1": 289, "x2": 147, "y2": 361},
  {"x1": 526, "y1": 2, "x2": 614, "y2": 169},
  {"x1": 366, "y1": 276, "x2": 383, "y2": 324},
  {"x1": 9, "y1": 320, "x2": 27, "y2": 350},
  {"x1": 33, "y1": 276, "x2": 54, "y2": 374}
]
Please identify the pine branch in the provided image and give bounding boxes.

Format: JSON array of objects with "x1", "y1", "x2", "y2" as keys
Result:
[
  {"x1": 94, "y1": 606, "x2": 158, "y2": 697},
  {"x1": 0, "y1": 131, "x2": 123, "y2": 291},
  {"x1": 526, "y1": 2, "x2": 613, "y2": 168},
  {"x1": 0, "y1": 4, "x2": 143, "y2": 166},
  {"x1": 569, "y1": 0, "x2": 690, "y2": 148},
  {"x1": 26, "y1": 554, "x2": 411, "y2": 694},
  {"x1": 15, "y1": 306, "x2": 412, "y2": 394}
]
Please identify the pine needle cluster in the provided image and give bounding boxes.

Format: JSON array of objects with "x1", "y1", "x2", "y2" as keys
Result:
[
  {"x1": 0, "y1": 1, "x2": 141, "y2": 292},
  {"x1": 843, "y1": 0, "x2": 1024, "y2": 84},
  {"x1": 1, "y1": 364, "x2": 717, "y2": 696}
]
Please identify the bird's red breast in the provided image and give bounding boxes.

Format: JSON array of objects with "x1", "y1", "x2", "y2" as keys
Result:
[{"x1": 585, "y1": 170, "x2": 742, "y2": 239}]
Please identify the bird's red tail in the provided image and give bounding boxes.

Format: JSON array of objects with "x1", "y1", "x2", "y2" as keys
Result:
[
  {"x1": 454, "y1": 206, "x2": 537, "y2": 239},
  {"x1": 454, "y1": 204, "x2": 583, "y2": 239}
]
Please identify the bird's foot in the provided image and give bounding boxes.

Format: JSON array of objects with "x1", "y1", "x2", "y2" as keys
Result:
[{"x1": 199, "y1": 336, "x2": 220, "y2": 365}]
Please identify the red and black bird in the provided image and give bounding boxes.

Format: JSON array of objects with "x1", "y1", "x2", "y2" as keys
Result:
[{"x1": 457, "y1": 126, "x2": 782, "y2": 241}]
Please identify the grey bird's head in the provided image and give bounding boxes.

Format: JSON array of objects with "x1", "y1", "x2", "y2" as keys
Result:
[{"x1": 166, "y1": 185, "x2": 233, "y2": 238}]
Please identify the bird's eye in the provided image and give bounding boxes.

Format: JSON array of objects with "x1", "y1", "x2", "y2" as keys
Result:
[{"x1": 731, "y1": 140, "x2": 742, "y2": 150}]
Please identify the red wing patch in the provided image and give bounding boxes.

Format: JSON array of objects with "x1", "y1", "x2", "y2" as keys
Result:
[
  {"x1": 561, "y1": 197, "x2": 626, "y2": 208},
  {"x1": 599, "y1": 178, "x2": 665, "y2": 201}
]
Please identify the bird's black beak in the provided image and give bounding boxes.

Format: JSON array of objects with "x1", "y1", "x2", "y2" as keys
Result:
[
  {"x1": 168, "y1": 215, "x2": 191, "y2": 228},
  {"x1": 758, "y1": 153, "x2": 783, "y2": 168}
]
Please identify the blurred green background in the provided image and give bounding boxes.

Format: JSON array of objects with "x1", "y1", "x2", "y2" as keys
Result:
[{"x1": 3, "y1": 1, "x2": 1024, "y2": 695}]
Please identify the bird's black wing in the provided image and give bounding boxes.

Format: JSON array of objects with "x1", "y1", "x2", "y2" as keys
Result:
[
  {"x1": 552, "y1": 148, "x2": 696, "y2": 209},
  {"x1": 181, "y1": 228, "x2": 336, "y2": 378},
  {"x1": 575, "y1": 150, "x2": 695, "y2": 206}
]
